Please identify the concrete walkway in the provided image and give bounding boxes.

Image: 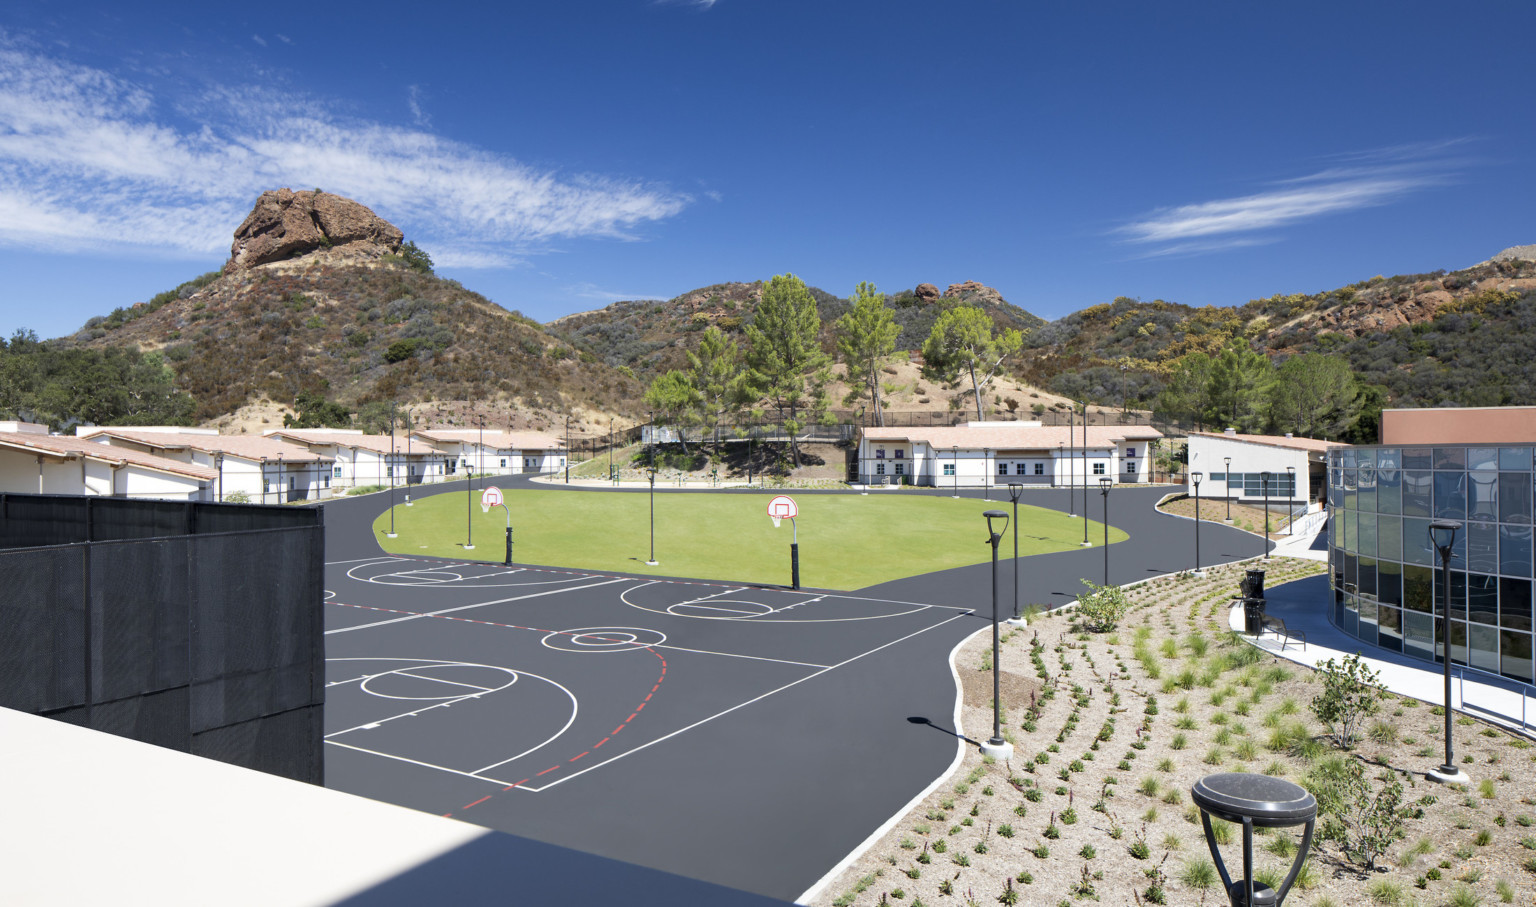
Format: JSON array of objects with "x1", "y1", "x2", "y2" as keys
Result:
[{"x1": 1231, "y1": 573, "x2": 1536, "y2": 739}]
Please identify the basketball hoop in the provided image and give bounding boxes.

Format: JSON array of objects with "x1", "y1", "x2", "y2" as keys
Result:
[{"x1": 771, "y1": 516, "x2": 781, "y2": 528}]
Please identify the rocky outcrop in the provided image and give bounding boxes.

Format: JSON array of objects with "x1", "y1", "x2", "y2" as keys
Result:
[
  {"x1": 1484, "y1": 244, "x2": 1536, "y2": 265},
  {"x1": 225, "y1": 189, "x2": 403, "y2": 272},
  {"x1": 914, "y1": 283, "x2": 940, "y2": 301},
  {"x1": 943, "y1": 280, "x2": 1006, "y2": 306}
]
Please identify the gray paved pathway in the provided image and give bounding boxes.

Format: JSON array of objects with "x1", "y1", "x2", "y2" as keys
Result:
[{"x1": 1236, "y1": 574, "x2": 1536, "y2": 739}]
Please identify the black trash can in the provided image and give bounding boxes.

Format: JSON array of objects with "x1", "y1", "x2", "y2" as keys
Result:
[
  {"x1": 1243, "y1": 568, "x2": 1267, "y2": 601},
  {"x1": 1243, "y1": 597, "x2": 1265, "y2": 636}
]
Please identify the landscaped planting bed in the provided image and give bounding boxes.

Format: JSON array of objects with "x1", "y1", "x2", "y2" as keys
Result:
[{"x1": 813, "y1": 557, "x2": 1536, "y2": 907}]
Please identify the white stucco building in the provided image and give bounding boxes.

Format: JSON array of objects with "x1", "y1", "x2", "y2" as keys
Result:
[
  {"x1": 1185, "y1": 429, "x2": 1348, "y2": 511},
  {"x1": 411, "y1": 429, "x2": 566, "y2": 477},
  {"x1": 0, "y1": 423, "x2": 215, "y2": 500},
  {"x1": 76, "y1": 427, "x2": 333, "y2": 504},
  {"x1": 855, "y1": 422, "x2": 1165, "y2": 488},
  {"x1": 265, "y1": 429, "x2": 450, "y2": 491}
]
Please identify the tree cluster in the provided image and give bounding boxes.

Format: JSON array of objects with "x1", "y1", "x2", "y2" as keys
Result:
[
  {"x1": 0, "y1": 330, "x2": 195, "y2": 430},
  {"x1": 1155, "y1": 344, "x2": 1368, "y2": 439},
  {"x1": 641, "y1": 274, "x2": 1028, "y2": 466}
]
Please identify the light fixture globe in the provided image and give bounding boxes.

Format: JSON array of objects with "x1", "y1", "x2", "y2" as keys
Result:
[{"x1": 1429, "y1": 519, "x2": 1461, "y2": 555}]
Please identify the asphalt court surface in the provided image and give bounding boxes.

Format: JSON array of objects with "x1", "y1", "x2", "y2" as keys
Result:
[{"x1": 324, "y1": 556, "x2": 971, "y2": 797}]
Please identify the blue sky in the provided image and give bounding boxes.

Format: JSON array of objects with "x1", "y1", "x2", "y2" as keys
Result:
[{"x1": 2, "y1": 1, "x2": 1533, "y2": 340}]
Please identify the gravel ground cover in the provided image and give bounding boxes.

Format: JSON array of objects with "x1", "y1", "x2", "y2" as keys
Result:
[{"x1": 813, "y1": 557, "x2": 1536, "y2": 907}]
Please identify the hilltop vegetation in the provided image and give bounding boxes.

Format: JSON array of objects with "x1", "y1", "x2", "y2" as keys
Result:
[
  {"x1": 58, "y1": 252, "x2": 645, "y2": 425},
  {"x1": 1022, "y1": 256, "x2": 1536, "y2": 439}
]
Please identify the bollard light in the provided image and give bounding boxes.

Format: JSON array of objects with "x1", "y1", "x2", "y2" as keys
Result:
[{"x1": 1193, "y1": 772, "x2": 1316, "y2": 907}]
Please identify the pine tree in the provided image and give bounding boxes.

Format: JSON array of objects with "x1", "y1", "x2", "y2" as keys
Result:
[
  {"x1": 835, "y1": 282, "x2": 899, "y2": 427},
  {"x1": 744, "y1": 274, "x2": 831, "y2": 467}
]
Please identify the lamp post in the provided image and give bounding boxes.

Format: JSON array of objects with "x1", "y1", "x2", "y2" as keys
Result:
[
  {"x1": 1061, "y1": 442, "x2": 1074, "y2": 514},
  {"x1": 1286, "y1": 465, "x2": 1297, "y2": 535},
  {"x1": 953, "y1": 445, "x2": 960, "y2": 498},
  {"x1": 984, "y1": 448, "x2": 991, "y2": 501},
  {"x1": 1224, "y1": 456, "x2": 1234, "y2": 523},
  {"x1": 387, "y1": 403, "x2": 397, "y2": 539},
  {"x1": 982, "y1": 509, "x2": 1013, "y2": 760},
  {"x1": 1080, "y1": 402, "x2": 1089, "y2": 531},
  {"x1": 1261, "y1": 471, "x2": 1271, "y2": 559},
  {"x1": 1008, "y1": 483, "x2": 1024, "y2": 624},
  {"x1": 1192, "y1": 471, "x2": 1205, "y2": 577},
  {"x1": 646, "y1": 410, "x2": 658, "y2": 566},
  {"x1": 403, "y1": 409, "x2": 413, "y2": 505},
  {"x1": 1081, "y1": 423, "x2": 1092, "y2": 548},
  {"x1": 565, "y1": 415, "x2": 571, "y2": 484},
  {"x1": 1099, "y1": 477, "x2": 1112, "y2": 586},
  {"x1": 1429, "y1": 520, "x2": 1469, "y2": 785}
]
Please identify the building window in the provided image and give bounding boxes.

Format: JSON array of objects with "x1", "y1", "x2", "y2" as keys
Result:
[
  {"x1": 875, "y1": 462, "x2": 885, "y2": 475},
  {"x1": 500, "y1": 458, "x2": 507, "y2": 468},
  {"x1": 386, "y1": 466, "x2": 394, "y2": 478},
  {"x1": 323, "y1": 474, "x2": 331, "y2": 488},
  {"x1": 894, "y1": 462, "x2": 905, "y2": 476},
  {"x1": 943, "y1": 464, "x2": 955, "y2": 476},
  {"x1": 997, "y1": 462, "x2": 1008, "y2": 476},
  {"x1": 1093, "y1": 462, "x2": 1106, "y2": 475},
  {"x1": 333, "y1": 466, "x2": 342, "y2": 478},
  {"x1": 1126, "y1": 460, "x2": 1136, "y2": 474},
  {"x1": 876, "y1": 448, "x2": 885, "y2": 459},
  {"x1": 1035, "y1": 463, "x2": 1044, "y2": 476},
  {"x1": 525, "y1": 458, "x2": 537, "y2": 469}
]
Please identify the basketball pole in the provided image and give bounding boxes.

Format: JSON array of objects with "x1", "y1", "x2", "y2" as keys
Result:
[{"x1": 789, "y1": 515, "x2": 800, "y2": 591}]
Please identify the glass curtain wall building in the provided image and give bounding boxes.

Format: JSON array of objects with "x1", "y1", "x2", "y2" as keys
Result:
[{"x1": 1328, "y1": 445, "x2": 1535, "y2": 686}]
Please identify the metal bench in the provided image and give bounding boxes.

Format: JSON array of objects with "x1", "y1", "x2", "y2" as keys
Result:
[{"x1": 1261, "y1": 615, "x2": 1306, "y2": 651}]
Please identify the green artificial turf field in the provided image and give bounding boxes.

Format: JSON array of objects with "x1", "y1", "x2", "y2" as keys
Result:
[{"x1": 372, "y1": 488, "x2": 1127, "y2": 591}]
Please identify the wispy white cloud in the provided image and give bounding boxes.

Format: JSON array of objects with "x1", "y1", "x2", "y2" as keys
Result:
[
  {"x1": 568, "y1": 282, "x2": 667, "y2": 302},
  {"x1": 0, "y1": 34, "x2": 690, "y2": 265},
  {"x1": 1114, "y1": 142, "x2": 1465, "y2": 256},
  {"x1": 251, "y1": 34, "x2": 267, "y2": 47},
  {"x1": 655, "y1": 0, "x2": 718, "y2": 10},
  {"x1": 406, "y1": 84, "x2": 430, "y2": 129},
  {"x1": 274, "y1": 34, "x2": 293, "y2": 45}
]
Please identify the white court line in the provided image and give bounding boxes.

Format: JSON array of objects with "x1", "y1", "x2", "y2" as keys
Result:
[
  {"x1": 326, "y1": 556, "x2": 403, "y2": 566},
  {"x1": 653, "y1": 644, "x2": 830, "y2": 670},
  {"x1": 392, "y1": 670, "x2": 495, "y2": 693},
  {"x1": 820, "y1": 591, "x2": 975, "y2": 612},
  {"x1": 326, "y1": 695, "x2": 469, "y2": 737},
  {"x1": 526, "y1": 610, "x2": 970, "y2": 793},
  {"x1": 324, "y1": 577, "x2": 630, "y2": 635},
  {"x1": 672, "y1": 603, "x2": 768, "y2": 615},
  {"x1": 327, "y1": 658, "x2": 579, "y2": 774},
  {"x1": 326, "y1": 740, "x2": 516, "y2": 787}
]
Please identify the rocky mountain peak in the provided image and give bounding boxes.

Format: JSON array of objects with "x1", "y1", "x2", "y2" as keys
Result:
[{"x1": 224, "y1": 188, "x2": 403, "y2": 272}]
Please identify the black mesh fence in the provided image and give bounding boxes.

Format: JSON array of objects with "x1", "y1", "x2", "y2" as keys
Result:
[
  {"x1": 0, "y1": 495, "x2": 324, "y2": 784},
  {"x1": 0, "y1": 493, "x2": 317, "y2": 549}
]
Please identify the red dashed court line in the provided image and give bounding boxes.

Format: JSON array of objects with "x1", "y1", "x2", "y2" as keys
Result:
[{"x1": 328, "y1": 603, "x2": 671, "y2": 816}]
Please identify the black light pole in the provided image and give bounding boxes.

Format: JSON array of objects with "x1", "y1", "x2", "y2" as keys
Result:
[
  {"x1": 1286, "y1": 465, "x2": 1297, "y2": 535},
  {"x1": 1081, "y1": 416, "x2": 1091, "y2": 548},
  {"x1": 1099, "y1": 477, "x2": 1112, "y2": 586},
  {"x1": 953, "y1": 445, "x2": 960, "y2": 498},
  {"x1": 1261, "y1": 471, "x2": 1271, "y2": 559},
  {"x1": 984, "y1": 448, "x2": 991, "y2": 501},
  {"x1": 1008, "y1": 483, "x2": 1023, "y2": 621},
  {"x1": 646, "y1": 410, "x2": 658, "y2": 566},
  {"x1": 387, "y1": 403, "x2": 397, "y2": 539},
  {"x1": 403, "y1": 409, "x2": 413, "y2": 506},
  {"x1": 1081, "y1": 402, "x2": 1089, "y2": 531},
  {"x1": 1066, "y1": 416, "x2": 1076, "y2": 516},
  {"x1": 1224, "y1": 456, "x2": 1233, "y2": 522},
  {"x1": 1192, "y1": 471, "x2": 1204, "y2": 576},
  {"x1": 1429, "y1": 520, "x2": 1468, "y2": 784},
  {"x1": 565, "y1": 415, "x2": 571, "y2": 484},
  {"x1": 982, "y1": 509, "x2": 1012, "y2": 760}
]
